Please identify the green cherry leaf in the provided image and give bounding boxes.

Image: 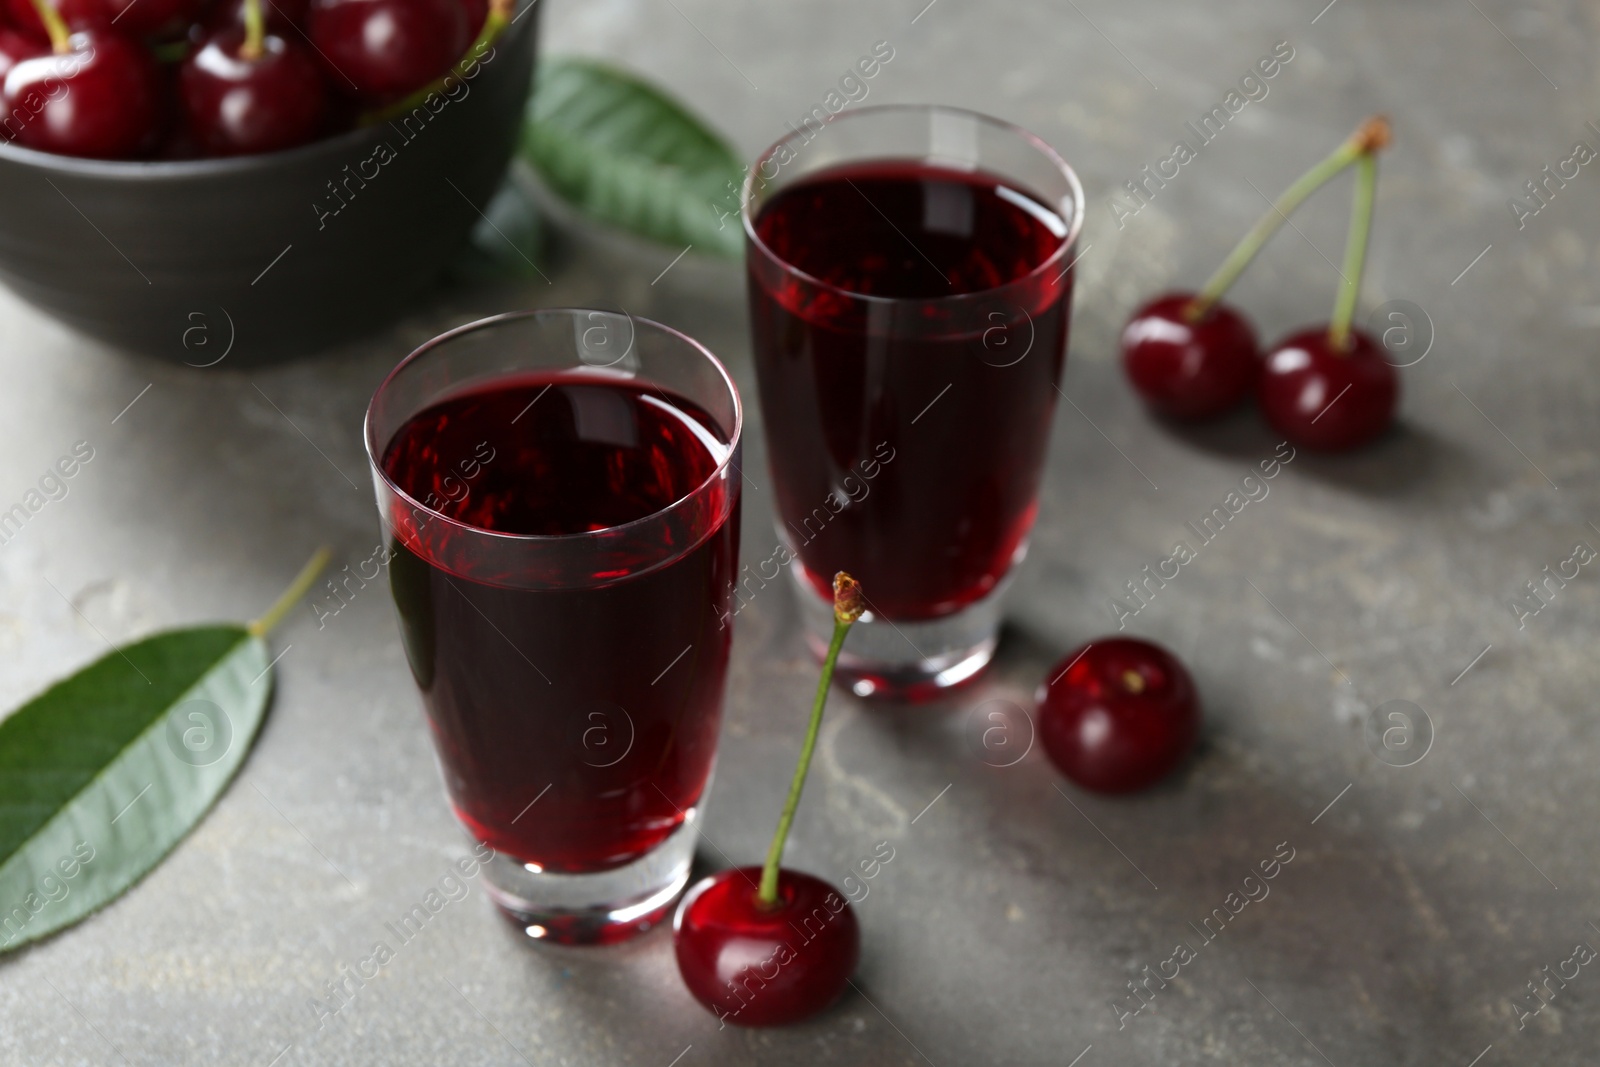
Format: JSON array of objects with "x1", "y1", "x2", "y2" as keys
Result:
[
  {"x1": 0, "y1": 549, "x2": 326, "y2": 953},
  {"x1": 0, "y1": 627, "x2": 268, "y2": 953},
  {"x1": 521, "y1": 56, "x2": 746, "y2": 258}
]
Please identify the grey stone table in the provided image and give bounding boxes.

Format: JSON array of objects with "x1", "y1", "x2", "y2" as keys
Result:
[{"x1": 2, "y1": 1, "x2": 1597, "y2": 1064}]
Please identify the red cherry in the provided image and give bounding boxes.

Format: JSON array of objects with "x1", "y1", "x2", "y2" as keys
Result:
[
  {"x1": 674, "y1": 867, "x2": 859, "y2": 1028},
  {"x1": 1038, "y1": 638, "x2": 1200, "y2": 794},
  {"x1": 460, "y1": 0, "x2": 484, "y2": 35},
  {"x1": 2, "y1": 30, "x2": 160, "y2": 157},
  {"x1": 180, "y1": 27, "x2": 327, "y2": 155},
  {"x1": 5, "y1": 0, "x2": 106, "y2": 42},
  {"x1": 0, "y1": 26, "x2": 45, "y2": 79},
  {"x1": 306, "y1": 0, "x2": 467, "y2": 101},
  {"x1": 1121, "y1": 292, "x2": 1260, "y2": 420},
  {"x1": 1258, "y1": 326, "x2": 1398, "y2": 451}
]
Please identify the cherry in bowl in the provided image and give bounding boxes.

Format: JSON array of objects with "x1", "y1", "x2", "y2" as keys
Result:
[
  {"x1": 306, "y1": 0, "x2": 469, "y2": 101},
  {"x1": 1121, "y1": 293, "x2": 1260, "y2": 420},
  {"x1": 180, "y1": 26, "x2": 328, "y2": 156},
  {"x1": 3, "y1": 29, "x2": 161, "y2": 159},
  {"x1": 1038, "y1": 637, "x2": 1200, "y2": 794}
]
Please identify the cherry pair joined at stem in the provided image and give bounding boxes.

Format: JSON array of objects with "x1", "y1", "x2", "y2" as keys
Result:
[{"x1": 1121, "y1": 116, "x2": 1398, "y2": 451}]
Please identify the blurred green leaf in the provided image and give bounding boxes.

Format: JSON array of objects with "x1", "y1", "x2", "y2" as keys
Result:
[
  {"x1": 522, "y1": 57, "x2": 745, "y2": 258},
  {"x1": 457, "y1": 167, "x2": 549, "y2": 281}
]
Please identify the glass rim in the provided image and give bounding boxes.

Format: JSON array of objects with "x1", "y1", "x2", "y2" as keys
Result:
[
  {"x1": 363, "y1": 308, "x2": 744, "y2": 548},
  {"x1": 740, "y1": 103, "x2": 1087, "y2": 308}
]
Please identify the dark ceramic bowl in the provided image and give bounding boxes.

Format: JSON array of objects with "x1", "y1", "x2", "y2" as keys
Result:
[{"x1": 0, "y1": 3, "x2": 538, "y2": 365}]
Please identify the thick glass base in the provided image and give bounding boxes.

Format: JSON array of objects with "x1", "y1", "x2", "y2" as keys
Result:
[
  {"x1": 479, "y1": 803, "x2": 700, "y2": 946},
  {"x1": 791, "y1": 562, "x2": 1005, "y2": 702}
]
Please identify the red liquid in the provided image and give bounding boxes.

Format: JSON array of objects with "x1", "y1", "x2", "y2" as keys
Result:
[
  {"x1": 748, "y1": 161, "x2": 1072, "y2": 621},
  {"x1": 380, "y1": 373, "x2": 739, "y2": 874}
]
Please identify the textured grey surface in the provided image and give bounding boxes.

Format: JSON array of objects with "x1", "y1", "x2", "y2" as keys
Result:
[{"x1": 1, "y1": 1, "x2": 1597, "y2": 1064}]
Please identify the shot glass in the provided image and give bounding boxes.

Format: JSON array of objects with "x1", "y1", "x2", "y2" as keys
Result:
[
  {"x1": 742, "y1": 104, "x2": 1084, "y2": 700},
  {"x1": 365, "y1": 309, "x2": 743, "y2": 944}
]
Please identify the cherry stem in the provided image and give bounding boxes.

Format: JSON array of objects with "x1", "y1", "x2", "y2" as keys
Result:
[
  {"x1": 240, "y1": 0, "x2": 266, "y2": 61},
  {"x1": 1189, "y1": 115, "x2": 1390, "y2": 321},
  {"x1": 1328, "y1": 152, "x2": 1377, "y2": 352},
  {"x1": 249, "y1": 547, "x2": 331, "y2": 638},
  {"x1": 27, "y1": 0, "x2": 70, "y2": 54},
  {"x1": 757, "y1": 572, "x2": 864, "y2": 907}
]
